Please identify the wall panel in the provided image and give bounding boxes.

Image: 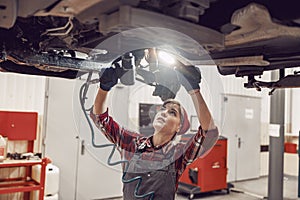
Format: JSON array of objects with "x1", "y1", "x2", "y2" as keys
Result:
[{"x1": 0, "y1": 73, "x2": 46, "y2": 114}]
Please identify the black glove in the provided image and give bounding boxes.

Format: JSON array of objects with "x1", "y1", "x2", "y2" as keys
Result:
[
  {"x1": 99, "y1": 67, "x2": 118, "y2": 91},
  {"x1": 175, "y1": 65, "x2": 201, "y2": 92},
  {"x1": 152, "y1": 67, "x2": 180, "y2": 101}
]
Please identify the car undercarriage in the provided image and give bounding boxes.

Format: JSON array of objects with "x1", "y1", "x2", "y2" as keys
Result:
[{"x1": 1, "y1": 0, "x2": 300, "y2": 89}]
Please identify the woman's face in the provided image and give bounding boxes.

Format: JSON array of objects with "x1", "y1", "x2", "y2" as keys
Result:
[{"x1": 153, "y1": 102, "x2": 181, "y2": 135}]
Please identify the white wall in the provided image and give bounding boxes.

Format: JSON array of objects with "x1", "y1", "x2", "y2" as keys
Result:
[{"x1": 0, "y1": 72, "x2": 46, "y2": 113}]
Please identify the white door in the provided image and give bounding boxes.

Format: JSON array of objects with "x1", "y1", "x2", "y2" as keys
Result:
[
  {"x1": 74, "y1": 78, "x2": 124, "y2": 200},
  {"x1": 221, "y1": 94, "x2": 261, "y2": 182},
  {"x1": 45, "y1": 77, "x2": 123, "y2": 200}
]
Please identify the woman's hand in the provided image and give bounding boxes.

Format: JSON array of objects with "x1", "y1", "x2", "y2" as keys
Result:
[
  {"x1": 175, "y1": 65, "x2": 201, "y2": 92},
  {"x1": 99, "y1": 67, "x2": 119, "y2": 91},
  {"x1": 94, "y1": 66, "x2": 120, "y2": 115}
]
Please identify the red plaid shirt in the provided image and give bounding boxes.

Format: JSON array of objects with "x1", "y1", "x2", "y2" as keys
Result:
[{"x1": 90, "y1": 109, "x2": 219, "y2": 184}]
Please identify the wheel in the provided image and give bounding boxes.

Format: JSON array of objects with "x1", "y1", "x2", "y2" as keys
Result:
[
  {"x1": 189, "y1": 193, "x2": 194, "y2": 199},
  {"x1": 226, "y1": 188, "x2": 230, "y2": 194}
]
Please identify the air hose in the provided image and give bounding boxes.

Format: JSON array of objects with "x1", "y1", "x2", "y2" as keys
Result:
[{"x1": 78, "y1": 74, "x2": 154, "y2": 200}]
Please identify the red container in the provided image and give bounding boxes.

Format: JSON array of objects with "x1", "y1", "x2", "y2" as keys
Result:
[
  {"x1": 178, "y1": 136, "x2": 229, "y2": 197},
  {"x1": 0, "y1": 111, "x2": 38, "y2": 140},
  {"x1": 284, "y1": 142, "x2": 297, "y2": 153}
]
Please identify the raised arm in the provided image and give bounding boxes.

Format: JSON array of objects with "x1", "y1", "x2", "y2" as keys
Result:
[
  {"x1": 93, "y1": 88, "x2": 108, "y2": 115},
  {"x1": 90, "y1": 67, "x2": 138, "y2": 151},
  {"x1": 176, "y1": 65, "x2": 215, "y2": 130},
  {"x1": 93, "y1": 67, "x2": 118, "y2": 114},
  {"x1": 176, "y1": 65, "x2": 219, "y2": 164},
  {"x1": 189, "y1": 89, "x2": 216, "y2": 131}
]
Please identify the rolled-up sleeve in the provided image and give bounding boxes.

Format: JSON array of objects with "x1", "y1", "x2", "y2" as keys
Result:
[{"x1": 90, "y1": 108, "x2": 139, "y2": 151}]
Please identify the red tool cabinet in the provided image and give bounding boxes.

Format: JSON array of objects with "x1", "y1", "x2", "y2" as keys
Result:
[
  {"x1": 178, "y1": 136, "x2": 230, "y2": 199},
  {"x1": 0, "y1": 110, "x2": 47, "y2": 200}
]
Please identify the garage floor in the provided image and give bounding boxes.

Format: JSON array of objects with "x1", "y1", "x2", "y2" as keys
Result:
[
  {"x1": 176, "y1": 175, "x2": 299, "y2": 200},
  {"x1": 109, "y1": 175, "x2": 299, "y2": 200}
]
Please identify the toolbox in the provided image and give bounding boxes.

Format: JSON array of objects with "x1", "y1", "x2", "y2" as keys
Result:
[{"x1": 178, "y1": 136, "x2": 232, "y2": 199}]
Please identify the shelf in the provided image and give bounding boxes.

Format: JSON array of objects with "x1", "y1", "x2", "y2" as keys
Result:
[
  {"x1": 0, "y1": 158, "x2": 48, "y2": 199},
  {"x1": 0, "y1": 179, "x2": 41, "y2": 193},
  {"x1": 0, "y1": 110, "x2": 44, "y2": 199},
  {"x1": 0, "y1": 159, "x2": 45, "y2": 167}
]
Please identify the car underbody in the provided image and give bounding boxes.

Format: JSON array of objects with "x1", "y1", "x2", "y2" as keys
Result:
[{"x1": 1, "y1": 0, "x2": 300, "y2": 89}]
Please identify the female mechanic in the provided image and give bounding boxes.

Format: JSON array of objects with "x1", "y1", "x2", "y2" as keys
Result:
[{"x1": 90, "y1": 61, "x2": 219, "y2": 200}]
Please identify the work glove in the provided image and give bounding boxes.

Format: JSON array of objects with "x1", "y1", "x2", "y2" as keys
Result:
[
  {"x1": 153, "y1": 66, "x2": 180, "y2": 101},
  {"x1": 99, "y1": 67, "x2": 118, "y2": 91},
  {"x1": 175, "y1": 65, "x2": 201, "y2": 92}
]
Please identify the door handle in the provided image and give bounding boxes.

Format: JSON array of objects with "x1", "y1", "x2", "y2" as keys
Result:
[
  {"x1": 81, "y1": 140, "x2": 85, "y2": 155},
  {"x1": 238, "y1": 137, "x2": 241, "y2": 148}
]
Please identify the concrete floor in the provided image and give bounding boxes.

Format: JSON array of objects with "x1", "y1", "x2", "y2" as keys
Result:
[
  {"x1": 109, "y1": 175, "x2": 300, "y2": 200},
  {"x1": 176, "y1": 175, "x2": 299, "y2": 200}
]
